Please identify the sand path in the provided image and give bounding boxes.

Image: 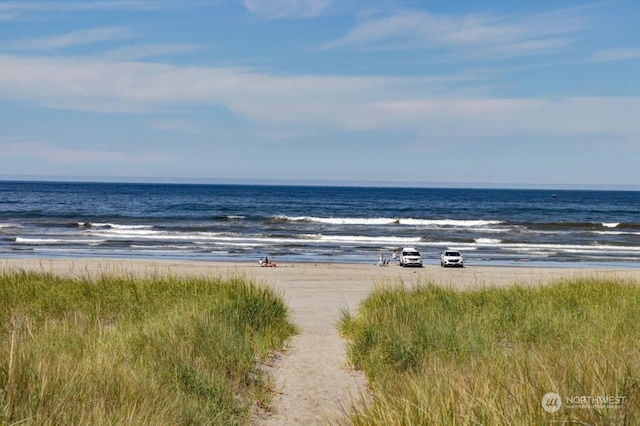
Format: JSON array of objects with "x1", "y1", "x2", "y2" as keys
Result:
[
  {"x1": 247, "y1": 264, "x2": 385, "y2": 425},
  {"x1": 2, "y1": 259, "x2": 639, "y2": 425}
]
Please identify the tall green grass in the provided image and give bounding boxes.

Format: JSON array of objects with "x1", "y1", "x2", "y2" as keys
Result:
[
  {"x1": 340, "y1": 278, "x2": 640, "y2": 425},
  {"x1": 0, "y1": 270, "x2": 296, "y2": 425}
]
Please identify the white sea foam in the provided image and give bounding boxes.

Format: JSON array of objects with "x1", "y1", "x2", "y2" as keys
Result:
[
  {"x1": 504, "y1": 242, "x2": 640, "y2": 254},
  {"x1": 0, "y1": 223, "x2": 22, "y2": 229},
  {"x1": 89, "y1": 228, "x2": 242, "y2": 240},
  {"x1": 130, "y1": 244, "x2": 196, "y2": 250},
  {"x1": 419, "y1": 240, "x2": 640, "y2": 255},
  {"x1": 16, "y1": 237, "x2": 105, "y2": 245},
  {"x1": 593, "y1": 230, "x2": 640, "y2": 236},
  {"x1": 90, "y1": 230, "x2": 213, "y2": 242},
  {"x1": 317, "y1": 235, "x2": 421, "y2": 245},
  {"x1": 130, "y1": 246, "x2": 191, "y2": 252},
  {"x1": 603, "y1": 222, "x2": 620, "y2": 228},
  {"x1": 286, "y1": 216, "x2": 398, "y2": 225},
  {"x1": 89, "y1": 223, "x2": 154, "y2": 230},
  {"x1": 299, "y1": 233, "x2": 323, "y2": 239},
  {"x1": 15, "y1": 237, "x2": 65, "y2": 244},
  {"x1": 475, "y1": 228, "x2": 511, "y2": 233},
  {"x1": 411, "y1": 219, "x2": 503, "y2": 227},
  {"x1": 281, "y1": 216, "x2": 503, "y2": 227},
  {"x1": 474, "y1": 238, "x2": 502, "y2": 245},
  {"x1": 419, "y1": 241, "x2": 478, "y2": 250}
]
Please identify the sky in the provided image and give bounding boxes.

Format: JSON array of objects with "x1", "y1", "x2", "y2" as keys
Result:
[{"x1": 0, "y1": 0, "x2": 639, "y2": 188}]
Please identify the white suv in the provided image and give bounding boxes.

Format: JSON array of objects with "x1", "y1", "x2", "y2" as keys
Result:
[
  {"x1": 399, "y1": 247, "x2": 422, "y2": 267},
  {"x1": 441, "y1": 250, "x2": 464, "y2": 267}
]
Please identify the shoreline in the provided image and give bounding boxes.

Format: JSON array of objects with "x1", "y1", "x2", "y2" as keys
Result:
[
  {"x1": 3, "y1": 256, "x2": 640, "y2": 272},
  {"x1": 3, "y1": 255, "x2": 640, "y2": 271}
]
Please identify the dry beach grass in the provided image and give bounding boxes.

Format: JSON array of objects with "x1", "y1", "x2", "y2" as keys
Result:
[{"x1": 1, "y1": 259, "x2": 639, "y2": 425}]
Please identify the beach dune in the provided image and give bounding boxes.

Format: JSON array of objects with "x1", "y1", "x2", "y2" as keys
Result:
[{"x1": 2, "y1": 259, "x2": 638, "y2": 425}]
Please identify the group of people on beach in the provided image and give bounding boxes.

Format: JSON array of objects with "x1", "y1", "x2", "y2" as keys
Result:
[
  {"x1": 259, "y1": 257, "x2": 277, "y2": 267},
  {"x1": 378, "y1": 251, "x2": 399, "y2": 266}
]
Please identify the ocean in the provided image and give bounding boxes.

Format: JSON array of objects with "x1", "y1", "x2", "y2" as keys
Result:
[{"x1": 1, "y1": 181, "x2": 639, "y2": 267}]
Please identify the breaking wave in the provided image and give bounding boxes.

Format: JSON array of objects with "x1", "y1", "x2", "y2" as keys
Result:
[{"x1": 277, "y1": 216, "x2": 503, "y2": 227}]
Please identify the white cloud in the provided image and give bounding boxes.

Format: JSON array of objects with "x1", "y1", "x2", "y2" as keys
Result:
[
  {"x1": 101, "y1": 43, "x2": 203, "y2": 61},
  {"x1": 146, "y1": 118, "x2": 202, "y2": 133},
  {"x1": 242, "y1": 0, "x2": 332, "y2": 19},
  {"x1": 325, "y1": 7, "x2": 587, "y2": 59},
  {"x1": 589, "y1": 47, "x2": 640, "y2": 62},
  {"x1": 7, "y1": 27, "x2": 135, "y2": 51},
  {"x1": 0, "y1": 1, "x2": 169, "y2": 15},
  {"x1": 0, "y1": 54, "x2": 638, "y2": 144},
  {"x1": 0, "y1": 12, "x2": 19, "y2": 21},
  {"x1": 0, "y1": 139, "x2": 172, "y2": 164}
]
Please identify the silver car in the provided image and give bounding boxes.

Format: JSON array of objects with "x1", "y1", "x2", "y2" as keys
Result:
[{"x1": 441, "y1": 250, "x2": 464, "y2": 267}]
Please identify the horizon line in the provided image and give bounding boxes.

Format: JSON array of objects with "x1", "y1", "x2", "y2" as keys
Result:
[{"x1": 0, "y1": 175, "x2": 638, "y2": 191}]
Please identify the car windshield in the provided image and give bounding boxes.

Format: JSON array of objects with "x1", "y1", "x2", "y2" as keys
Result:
[
  {"x1": 445, "y1": 251, "x2": 460, "y2": 256},
  {"x1": 404, "y1": 251, "x2": 420, "y2": 256}
]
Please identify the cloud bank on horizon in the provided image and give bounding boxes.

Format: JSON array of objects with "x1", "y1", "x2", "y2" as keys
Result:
[{"x1": 0, "y1": 0, "x2": 638, "y2": 187}]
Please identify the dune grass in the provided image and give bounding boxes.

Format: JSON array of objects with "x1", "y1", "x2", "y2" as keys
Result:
[
  {"x1": 340, "y1": 277, "x2": 640, "y2": 425},
  {"x1": 0, "y1": 269, "x2": 296, "y2": 425}
]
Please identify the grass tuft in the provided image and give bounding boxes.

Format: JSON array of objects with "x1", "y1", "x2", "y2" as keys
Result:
[
  {"x1": 340, "y1": 278, "x2": 640, "y2": 425},
  {"x1": 0, "y1": 270, "x2": 296, "y2": 425}
]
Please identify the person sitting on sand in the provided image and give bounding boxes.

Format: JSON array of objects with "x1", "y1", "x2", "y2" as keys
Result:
[{"x1": 260, "y1": 257, "x2": 277, "y2": 267}]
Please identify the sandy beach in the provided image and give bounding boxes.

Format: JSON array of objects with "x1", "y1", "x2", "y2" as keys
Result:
[{"x1": 2, "y1": 258, "x2": 639, "y2": 425}]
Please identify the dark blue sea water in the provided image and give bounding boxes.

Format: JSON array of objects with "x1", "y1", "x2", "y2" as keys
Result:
[{"x1": 1, "y1": 181, "x2": 639, "y2": 267}]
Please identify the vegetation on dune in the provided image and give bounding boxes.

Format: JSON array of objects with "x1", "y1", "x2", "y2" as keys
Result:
[
  {"x1": 0, "y1": 270, "x2": 296, "y2": 425},
  {"x1": 340, "y1": 278, "x2": 640, "y2": 425}
]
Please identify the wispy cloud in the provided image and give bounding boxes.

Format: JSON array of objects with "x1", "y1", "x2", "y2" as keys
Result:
[
  {"x1": 146, "y1": 118, "x2": 202, "y2": 133},
  {"x1": 0, "y1": 53, "x2": 638, "y2": 144},
  {"x1": 589, "y1": 47, "x2": 640, "y2": 62},
  {"x1": 0, "y1": 138, "x2": 172, "y2": 164},
  {"x1": 0, "y1": 1, "x2": 171, "y2": 18},
  {"x1": 101, "y1": 43, "x2": 203, "y2": 61},
  {"x1": 242, "y1": 0, "x2": 332, "y2": 19},
  {"x1": 0, "y1": 12, "x2": 19, "y2": 21},
  {"x1": 325, "y1": 6, "x2": 588, "y2": 60},
  {"x1": 6, "y1": 27, "x2": 135, "y2": 51}
]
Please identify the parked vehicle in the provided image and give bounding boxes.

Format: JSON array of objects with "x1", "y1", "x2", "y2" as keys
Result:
[
  {"x1": 399, "y1": 247, "x2": 422, "y2": 267},
  {"x1": 441, "y1": 250, "x2": 464, "y2": 267}
]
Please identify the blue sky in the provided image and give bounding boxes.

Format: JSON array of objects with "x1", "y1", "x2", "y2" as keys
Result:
[{"x1": 0, "y1": 0, "x2": 639, "y2": 187}]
